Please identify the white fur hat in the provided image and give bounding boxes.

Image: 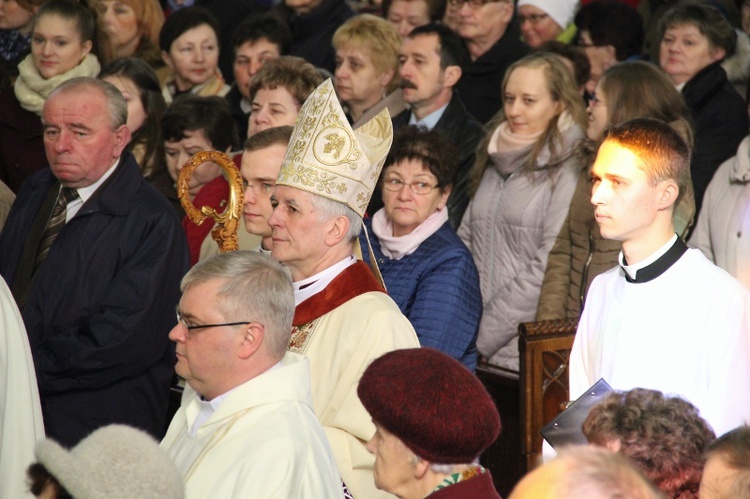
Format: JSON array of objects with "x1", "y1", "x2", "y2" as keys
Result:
[
  {"x1": 35, "y1": 425, "x2": 184, "y2": 499},
  {"x1": 517, "y1": 0, "x2": 579, "y2": 30}
]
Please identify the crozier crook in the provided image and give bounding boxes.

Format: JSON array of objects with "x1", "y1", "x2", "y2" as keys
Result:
[{"x1": 177, "y1": 151, "x2": 243, "y2": 253}]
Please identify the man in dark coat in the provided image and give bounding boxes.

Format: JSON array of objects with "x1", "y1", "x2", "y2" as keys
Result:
[
  {"x1": 0, "y1": 77, "x2": 190, "y2": 447},
  {"x1": 454, "y1": 0, "x2": 528, "y2": 124},
  {"x1": 273, "y1": 0, "x2": 353, "y2": 74},
  {"x1": 388, "y1": 23, "x2": 483, "y2": 228}
]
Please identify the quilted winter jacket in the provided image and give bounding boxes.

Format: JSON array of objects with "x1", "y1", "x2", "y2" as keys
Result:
[
  {"x1": 458, "y1": 124, "x2": 583, "y2": 371},
  {"x1": 362, "y1": 219, "x2": 482, "y2": 371}
]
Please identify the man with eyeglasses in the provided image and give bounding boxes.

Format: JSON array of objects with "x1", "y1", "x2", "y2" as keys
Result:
[
  {"x1": 162, "y1": 251, "x2": 344, "y2": 498},
  {"x1": 453, "y1": 0, "x2": 528, "y2": 123}
]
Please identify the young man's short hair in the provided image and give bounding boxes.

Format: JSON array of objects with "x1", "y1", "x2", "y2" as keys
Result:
[
  {"x1": 603, "y1": 117, "x2": 691, "y2": 206},
  {"x1": 243, "y1": 126, "x2": 293, "y2": 153}
]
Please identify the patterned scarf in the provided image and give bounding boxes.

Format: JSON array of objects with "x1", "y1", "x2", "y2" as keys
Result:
[{"x1": 430, "y1": 464, "x2": 487, "y2": 495}]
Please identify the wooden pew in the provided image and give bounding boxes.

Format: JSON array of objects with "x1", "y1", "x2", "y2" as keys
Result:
[
  {"x1": 518, "y1": 318, "x2": 578, "y2": 470},
  {"x1": 477, "y1": 318, "x2": 577, "y2": 495}
]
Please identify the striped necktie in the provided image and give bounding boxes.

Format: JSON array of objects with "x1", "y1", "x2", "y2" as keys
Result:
[{"x1": 35, "y1": 186, "x2": 79, "y2": 269}]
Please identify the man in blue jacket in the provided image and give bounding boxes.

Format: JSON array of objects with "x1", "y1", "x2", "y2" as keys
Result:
[{"x1": 0, "y1": 77, "x2": 190, "y2": 447}]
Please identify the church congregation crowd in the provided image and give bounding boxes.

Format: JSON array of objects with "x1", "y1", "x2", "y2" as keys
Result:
[{"x1": 2, "y1": 0, "x2": 750, "y2": 497}]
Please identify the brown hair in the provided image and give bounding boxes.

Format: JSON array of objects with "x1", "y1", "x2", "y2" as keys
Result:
[
  {"x1": 599, "y1": 61, "x2": 693, "y2": 149},
  {"x1": 243, "y1": 125, "x2": 293, "y2": 152},
  {"x1": 248, "y1": 56, "x2": 323, "y2": 109},
  {"x1": 583, "y1": 388, "x2": 715, "y2": 499},
  {"x1": 658, "y1": 1, "x2": 735, "y2": 58},
  {"x1": 603, "y1": 117, "x2": 691, "y2": 207}
]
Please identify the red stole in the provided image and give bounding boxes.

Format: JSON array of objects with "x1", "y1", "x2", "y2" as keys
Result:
[{"x1": 293, "y1": 261, "x2": 384, "y2": 327}]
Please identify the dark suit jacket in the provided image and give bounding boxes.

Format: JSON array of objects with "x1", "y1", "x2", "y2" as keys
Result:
[
  {"x1": 375, "y1": 92, "x2": 484, "y2": 229},
  {"x1": 0, "y1": 152, "x2": 190, "y2": 446}
]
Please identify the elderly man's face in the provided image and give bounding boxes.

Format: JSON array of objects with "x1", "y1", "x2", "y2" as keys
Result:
[
  {"x1": 268, "y1": 185, "x2": 332, "y2": 281},
  {"x1": 457, "y1": 0, "x2": 513, "y2": 47},
  {"x1": 366, "y1": 422, "x2": 418, "y2": 497},
  {"x1": 42, "y1": 87, "x2": 128, "y2": 188}
]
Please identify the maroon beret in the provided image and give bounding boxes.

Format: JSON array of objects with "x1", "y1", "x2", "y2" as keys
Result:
[{"x1": 357, "y1": 348, "x2": 501, "y2": 464}]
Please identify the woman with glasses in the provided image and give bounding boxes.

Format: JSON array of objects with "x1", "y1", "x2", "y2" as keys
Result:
[
  {"x1": 537, "y1": 61, "x2": 695, "y2": 322},
  {"x1": 516, "y1": 0, "x2": 577, "y2": 49},
  {"x1": 458, "y1": 52, "x2": 586, "y2": 372},
  {"x1": 361, "y1": 126, "x2": 482, "y2": 372}
]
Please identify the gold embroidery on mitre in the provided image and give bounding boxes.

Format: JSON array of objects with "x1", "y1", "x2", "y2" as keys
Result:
[{"x1": 276, "y1": 79, "x2": 393, "y2": 218}]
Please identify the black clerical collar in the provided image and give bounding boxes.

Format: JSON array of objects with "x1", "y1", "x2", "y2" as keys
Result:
[{"x1": 621, "y1": 236, "x2": 688, "y2": 284}]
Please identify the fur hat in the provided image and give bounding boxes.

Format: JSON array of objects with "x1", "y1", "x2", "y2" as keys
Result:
[
  {"x1": 34, "y1": 424, "x2": 184, "y2": 499},
  {"x1": 276, "y1": 78, "x2": 393, "y2": 218},
  {"x1": 357, "y1": 348, "x2": 501, "y2": 464},
  {"x1": 517, "y1": 0, "x2": 578, "y2": 30}
]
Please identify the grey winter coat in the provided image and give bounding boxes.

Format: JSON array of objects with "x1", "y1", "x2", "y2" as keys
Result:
[{"x1": 458, "y1": 122, "x2": 584, "y2": 371}]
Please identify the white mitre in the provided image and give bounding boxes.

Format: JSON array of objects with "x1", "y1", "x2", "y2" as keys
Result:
[{"x1": 276, "y1": 79, "x2": 393, "y2": 218}]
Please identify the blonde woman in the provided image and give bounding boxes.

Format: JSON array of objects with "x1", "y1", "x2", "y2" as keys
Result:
[
  {"x1": 332, "y1": 14, "x2": 402, "y2": 125},
  {"x1": 458, "y1": 52, "x2": 586, "y2": 372}
]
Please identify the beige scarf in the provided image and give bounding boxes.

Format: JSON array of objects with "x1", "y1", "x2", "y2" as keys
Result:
[{"x1": 14, "y1": 54, "x2": 101, "y2": 116}]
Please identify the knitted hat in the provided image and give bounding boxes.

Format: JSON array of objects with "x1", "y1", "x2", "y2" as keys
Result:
[
  {"x1": 517, "y1": 0, "x2": 579, "y2": 30},
  {"x1": 35, "y1": 425, "x2": 184, "y2": 499},
  {"x1": 276, "y1": 78, "x2": 393, "y2": 218},
  {"x1": 357, "y1": 348, "x2": 501, "y2": 464}
]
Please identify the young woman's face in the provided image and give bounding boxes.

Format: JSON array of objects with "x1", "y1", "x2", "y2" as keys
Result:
[
  {"x1": 102, "y1": 75, "x2": 147, "y2": 134},
  {"x1": 95, "y1": 1, "x2": 140, "y2": 55},
  {"x1": 163, "y1": 23, "x2": 219, "y2": 92},
  {"x1": 31, "y1": 14, "x2": 92, "y2": 79},
  {"x1": 503, "y1": 65, "x2": 561, "y2": 135},
  {"x1": 586, "y1": 80, "x2": 609, "y2": 142}
]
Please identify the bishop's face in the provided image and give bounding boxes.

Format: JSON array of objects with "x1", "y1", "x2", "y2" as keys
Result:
[{"x1": 268, "y1": 185, "x2": 335, "y2": 281}]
